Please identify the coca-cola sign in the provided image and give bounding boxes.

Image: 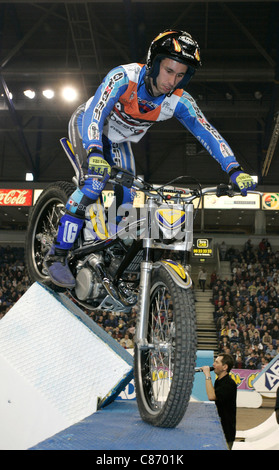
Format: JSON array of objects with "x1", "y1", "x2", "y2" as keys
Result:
[{"x1": 0, "y1": 189, "x2": 33, "y2": 206}]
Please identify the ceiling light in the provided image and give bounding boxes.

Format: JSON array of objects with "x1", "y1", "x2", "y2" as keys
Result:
[
  {"x1": 225, "y1": 92, "x2": 233, "y2": 100},
  {"x1": 2, "y1": 92, "x2": 13, "y2": 99},
  {"x1": 25, "y1": 172, "x2": 34, "y2": 181},
  {"x1": 24, "y1": 89, "x2": 36, "y2": 99},
  {"x1": 254, "y1": 91, "x2": 262, "y2": 100},
  {"x1": 61, "y1": 86, "x2": 78, "y2": 102},
  {"x1": 42, "y1": 89, "x2": 55, "y2": 99}
]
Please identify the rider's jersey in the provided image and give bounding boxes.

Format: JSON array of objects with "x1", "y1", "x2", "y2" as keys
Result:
[{"x1": 82, "y1": 63, "x2": 239, "y2": 173}]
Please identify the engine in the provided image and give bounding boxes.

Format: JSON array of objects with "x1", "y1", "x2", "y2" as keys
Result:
[
  {"x1": 73, "y1": 247, "x2": 137, "y2": 312},
  {"x1": 75, "y1": 266, "x2": 104, "y2": 302}
]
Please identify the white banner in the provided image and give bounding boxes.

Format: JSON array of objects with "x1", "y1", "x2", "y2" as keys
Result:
[{"x1": 204, "y1": 193, "x2": 260, "y2": 210}]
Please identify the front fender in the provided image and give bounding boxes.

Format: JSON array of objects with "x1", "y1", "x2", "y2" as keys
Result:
[{"x1": 154, "y1": 259, "x2": 192, "y2": 290}]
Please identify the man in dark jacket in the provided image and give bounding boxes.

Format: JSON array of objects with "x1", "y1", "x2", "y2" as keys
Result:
[{"x1": 201, "y1": 353, "x2": 237, "y2": 450}]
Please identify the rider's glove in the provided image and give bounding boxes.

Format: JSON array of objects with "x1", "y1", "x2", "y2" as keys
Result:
[
  {"x1": 87, "y1": 148, "x2": 111, "y2": 183},
  {"x1": 229, "y1": 166, "x2": 256, "y2": 196},
  {"x1": 80, "y1": 148, "x2": 111, "y2": 200}
]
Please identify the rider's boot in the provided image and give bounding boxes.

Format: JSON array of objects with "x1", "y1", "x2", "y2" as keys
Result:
[{"x1": 44, "y1": 212, "x2": 84, "y2": 288}]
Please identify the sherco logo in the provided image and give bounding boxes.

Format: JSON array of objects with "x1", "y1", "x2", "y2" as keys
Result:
[
  {"x1": 264, "y1": 358, "x2": 279, "y2": 390},
  {"x1": 0, "y1": 189, "x2": 33, "y2": 206}
]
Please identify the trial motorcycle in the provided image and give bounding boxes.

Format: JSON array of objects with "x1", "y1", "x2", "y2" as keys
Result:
[{"x1": 25, "y1": 137, "x2": 238, "y2": 428}]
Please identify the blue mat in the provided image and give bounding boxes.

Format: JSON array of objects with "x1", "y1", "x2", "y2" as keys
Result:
[{"x1": 31, "y1": 400, "x2": 227, "y2": 451}]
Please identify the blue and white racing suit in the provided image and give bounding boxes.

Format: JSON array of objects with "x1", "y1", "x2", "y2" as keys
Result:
[{"x1": 56, "y1": 63, "x2": 240, "y2": 249}]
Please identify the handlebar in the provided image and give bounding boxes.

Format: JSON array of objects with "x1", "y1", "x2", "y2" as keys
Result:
[
  {"x1": 131, "y1": 179, "x2": 262, "y2": 203},
  {"x1": 85, "y1": 167, "x2": 262, "y2": 203}
]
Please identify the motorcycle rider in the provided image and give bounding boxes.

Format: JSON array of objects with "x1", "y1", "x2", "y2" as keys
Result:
[{"x1": 44, "y1": 29, "x2": 256, "y2": 288}]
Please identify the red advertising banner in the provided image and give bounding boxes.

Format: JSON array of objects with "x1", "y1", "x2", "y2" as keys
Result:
[{"x1": 0, "y1": 189, "x2": 33, "y2": 206}]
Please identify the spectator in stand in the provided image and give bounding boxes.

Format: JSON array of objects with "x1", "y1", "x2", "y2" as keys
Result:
[
  {"x1": 212, "y1": 283, "x2": 222, "y2": 300},
  {"x1": 224, "y1": 300, "x2": 234, "y2": 317},
  {"x1": 248, "y1": 281, "x2": 259, "y2": 297},
  {"x1": 251, "y1": 330, "x2": 263, "y2": 350},
  {"x1": 271, "y1": 324, "x2": 279, "y2": 341},
  {"x1": 266, "y1": 317, "x2": 274, "y2": 333},
  {"x1": 209, "y1": 270, "x2": 218, "y2": 289},
  {"x1": 260, "y1": 357, "x2": 269, "y2": 369},
  {"x1": 262, "y1": 330, "x2": 273, "y2": 348},
  {"x1": 219, "y1": 241, "x2": 228, "y2": 261},
  {"x1": 258, "y1": 238, "x2": 272, "y2": 261},
  {"x1": 104, "y1": 312, "x2": 119, "y2": 329},
  {"x1": 216, "y1": 314, "x2": 228, "y2": 332},
  {"x1": 220, "y1": 324, "x2": 230, "y2": 339},
  {"x1": 198, "y1": 268, "x2": 207, "y2": 292},
  {"x1": 228, "y1": 321, "x2": 239, "y2": 339},
  {"x1": 243, "y1": 299, "x2": 254, "y2": 315},
  {"x1": 120, "y1": 333, "x2": 134, "y2": 349},
  {"x1": 219, "y1": 335, "x2": 231, "y2": 353},
  {"x1": 233, "y1": 348, "x2": 244, "y2": 369},
  {"x1": 230, "y1": 331, "x2": 240, "y2": 345},
  {"x1": 272, "y1": 308, "x2": 279, "y2": 324},
  {"x1": 245, "y1": 352, "x2": 259, "y2": 369},
  {"x1": 247, "y1": 323, "x2": 257, "y2": 340},
  {"x1": 214, "y1": 292, "x2": 225, "y2": 309},
  {"x1": 258, "y1": 289, "x2": 269, "y2": 304},
  {"x1": 265, "y1": 342, "x2": 277, "y2": 358},
  {"x1": 214, "y1": 305, "x2": 226, "y2": 324},
  {"x1": 244, "y1": 239, "x2": 253, "y2": 257}
]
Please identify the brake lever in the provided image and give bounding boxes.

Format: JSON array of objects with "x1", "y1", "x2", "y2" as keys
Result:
[
  {"x1": 216, "y1": 183, "x2": 234, "y2": 197},
  {"x1": 110, "y1": 166, "x2": 135, "y2": 188}
]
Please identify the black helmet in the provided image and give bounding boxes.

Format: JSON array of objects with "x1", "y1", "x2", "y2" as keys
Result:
[{"x1": 146, "y1": 29, "x2": 201, "y2": 90}]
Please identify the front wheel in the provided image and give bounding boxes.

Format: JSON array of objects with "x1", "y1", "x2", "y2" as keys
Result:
[{"x1": 134, "y1": 265, "x2": 197, "y2": 428}]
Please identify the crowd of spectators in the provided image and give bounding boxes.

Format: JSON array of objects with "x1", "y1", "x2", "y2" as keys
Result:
[
  {"x1": 213, "y1": 238, "x2": 279, "y2": 369},
  {"x1": 0, "y1": 246, "x2": 30, "y2": 319},
  {"x1": 1, "y1": 241, "x2": 279, "y2": 364},
  {"x1": 0, "y1": 245, "x2": 136, "y2": 349},
  {"x1": 87, "y1": 308, "x2": 137, "y2": 349}
]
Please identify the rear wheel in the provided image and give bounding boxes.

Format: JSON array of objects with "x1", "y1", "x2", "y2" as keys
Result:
[
  {"x1": 134, "y1": 265, "x2": 197, "y2": 428},
  {"x1": 25, "y1": 181, "x2": 75, "y2": 287}
]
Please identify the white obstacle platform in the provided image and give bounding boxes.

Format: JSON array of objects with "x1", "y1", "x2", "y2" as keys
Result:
[
  {"x1": 0, "y1": 283, "x2": 133, "y2": 450},
  {"x1": 235, "y1": 412, "x2": 278, "y2": 442},
  {"x1": 236, "y1": 390, "x2": 263, "y2": 408},
  {"x1": 232, "y1": 355, "x2": 279, "y2": 450},
  {"x1": 233, "y1": 414, "x2": 279, "y2": 450}
]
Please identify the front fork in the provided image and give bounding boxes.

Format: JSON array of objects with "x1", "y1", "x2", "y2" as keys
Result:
[{"x1": 135, "y1": 260, "x2": 153, "y2": 349}]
